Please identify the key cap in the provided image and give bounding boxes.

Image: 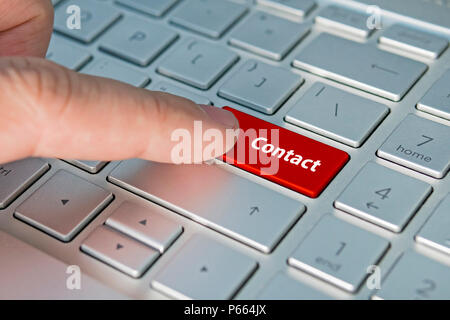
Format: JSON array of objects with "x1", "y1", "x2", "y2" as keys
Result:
[
  {"x1": 417, "y1": 69, "x2": 450, "y2": 121},
  {"x1": 377, "y1": 114, "x2": 450, "y2": 178},
  {"x1": 0, "y1": 158, "x2": 49, "y2": 209},
  {"x1": 373, "y1": 251, "x2": 450, "y2": 299},
  {"x1": 218, "y1": 60, "x2": 303, "y2": 114},
  {"x1": 152, "y1": 235, "x2": 256, "y2": 299},
  {"x1": 46, "y1": 38, "x2": 92, "y2": 70},
  {"x1": 288, "y1": 215, "x2": 389, "y2": 292},
  {"x1": 229, "y1": 11, "x2": 309, "y2": 61},
  {"x1": 14, "y1": 170, "x2": 113, "y2": 242},
  {"x1": 416, "y1": 194, "x2": 450, "y2": 255},
  {"x1": 157, "y1": 39, "x2": 238, "y2": 90},
  {"x1": 169, "y1": 0, "x2": 247, "y2": 39},
  {"x1": 99, "y1": 17, "x2": 178, "y2": 67},
  {"x1": 379, "y1": 24, "x2": 448, "y2": 59},
  {"x1": 54, "y1": 0, "x2": 121, "y2": 43},
  {"x1": 335, "y1": 162, "x2": 431, "y2": 232},
  {"x1": 285, "y1": 83, "x2": 389, "y2": 147},
  {"x1": 222, "y1": 107, "x2": 349, "y2": 198},
  {"x1": 81, "y1": 58, "x2": 150, "y2": 87},
  {"x1": 257, "y1": 273, "x2": 331, "y2": 299},
  {"x1": 257, "y1": 0, "x2": 316, "y2": 19},
  {"x1": 0, "y1": 231, "x2": 126, "y2": 299},
  {"x1": 355, "y1": 0, "x2": 450, "y2": 31},
  {"x1": 115, "y1": 0, "x2": 178, "y2": 17},
  {"x1": 108, "y1": 159, "x2": 304, "y2": 253},
  {"x1": 64, "y1": 160, "x2": 108, "y2": 174},
  {"x1": 106, "y1": 202, "x2": 182, "y2": 253},
  {"x1": 315, "y1": 5, "x2": 373, "y2": 38},
  {"x1": 293, "y1": 33, "x2": 427, "y2": 101},
  {"x1": 81, "y1": 225, "x2": 159, "y2": 278},
  {"x1": 151, "y1": 81, "x2": 211, "y2": 105}
]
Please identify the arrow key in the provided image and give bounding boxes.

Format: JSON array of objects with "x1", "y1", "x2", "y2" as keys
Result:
[
  {"x1": 106, "y1": 202, "x2": 182, "y2": 253},
  {"x1": 81, "y1": 225, "x2": 159, "y2": 278},
  {"x1": 334, "y1": 162, "x2": 431, "y2": 232},
  {"x1": 152, "y1": 235, "x2": 256, "y2": 299},
  {"x1": 108, "y1": 159, "x2": 306, "y2": 253},
  {"x1": 14, "y1": 170, "x2": 112, "y2": 242}
]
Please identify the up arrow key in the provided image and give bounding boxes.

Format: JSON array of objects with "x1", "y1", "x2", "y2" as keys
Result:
[{"x1": 249, "y1": 206, "x2": 259, "y2": 215}]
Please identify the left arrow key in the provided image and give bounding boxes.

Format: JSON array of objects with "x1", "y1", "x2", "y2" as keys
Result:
[{"x1": 14, "y1": 170, "x2": 113, "y2": 242}]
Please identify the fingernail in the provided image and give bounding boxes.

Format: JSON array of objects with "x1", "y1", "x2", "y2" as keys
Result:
[{"x1": 198, "y1": 104, "x2": 239, "y2": 129}]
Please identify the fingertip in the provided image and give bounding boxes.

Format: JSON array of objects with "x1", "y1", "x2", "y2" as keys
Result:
[{"x1": 197, "y1": 104, "x2": 239, "y2": 130}]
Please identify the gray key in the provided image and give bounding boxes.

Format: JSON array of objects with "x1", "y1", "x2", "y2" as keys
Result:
[
  {"x1": 335, "y1": 162, "x2": 431, "y2": 233},
  {"x1": 257, "y1": 0, "x2": 316, "y2": 19},
  {"x1": 81, "y1": 225, "x2": 159, "y2": 278},
  {"x1": 54, "y1": 0, "x2": 121, "y2": 43},
  {"x1": 293, "y1": 33, "x2": 427, "y2": 101},
  {"x1": 15, "y1": 170, "x2": 113, "y2": 242},
  {"x1": 151, "y1": 81, "x2": 211, "y2": 105},
  {"x1": 257, "y1": 273, "x2": 331, "y2": 300},
  {"x1": 152, "y1": 235, "x2": 256, "y2": 299},
  {"x1": 373, "y1": 251, "x2": 450, "y2": 299},
  {"x1": 169, "y1": 0, "x2": 247, "y2": 39},
  {"x1": 285, "y1": 83, "x2": 389, "y2": 147},
  {"x1": 99, "y1": 17, "x2": 178, "y2": 67},
  {"x1": 315, "y1": 5, "x2": 373, "y2": 38},
  {"x1": 218, "y1": 60, "x2": 303, "y2": 114},
  {"x1": 417, "y1": 69, "x2": 450, "y2": 121},
  {"x1": 46, "y1": 38, "x2": 92, "y2": 70},
  {"x1": 115, "y1": 0, "x2": 178, "y2": 17},
  {"x1": 157, "y1": 39, "x2": 238, "y2": 90},
  {"x1": 82, "y1": 58, "x2": 150, "y2": 87},
  {"x1": 108, "y1": 159, "x2": 304, "y2": 253},
  {"x1": 379, "y1": 24, "x2": 448, "y2": 59},
  {"x1": 229, "y1": 11, "x2": 309, "y2": 60},
  {"x1": 0, "y1": 159, "x2": 49, "y2": 209},
  {"x1": 64, "y1": 160, "x2": 108, "y2": 174},
  {"x1": 377, "y1": 114, "x2": 450, "y2": 178},
  {"x1": 106, "y1": 202, "x2": 182, "y2": 253},
  {"x1": 288, "y1": 215, "x2": 389, "y2": 292},
  {"x1": 416, "y1": 194, "x2": 450, "y2": 255}
]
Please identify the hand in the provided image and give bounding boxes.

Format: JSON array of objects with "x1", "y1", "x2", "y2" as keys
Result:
[{"x1": 0, "y1": 0, "x2": 238, "y2": 164}]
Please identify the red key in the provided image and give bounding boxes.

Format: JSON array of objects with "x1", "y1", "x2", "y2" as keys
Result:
[{"x1": 222, "y1": 107, "x2": 349, "y2": 198}]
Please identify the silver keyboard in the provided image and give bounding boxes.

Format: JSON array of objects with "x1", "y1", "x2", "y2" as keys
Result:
[{"x1": 0, "y1": 0, "x2": 449, "y2": 299}]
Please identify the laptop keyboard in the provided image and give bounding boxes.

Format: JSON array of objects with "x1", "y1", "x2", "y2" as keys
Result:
[{"x1": 0, "y1": 0, "x2": 449, "y2": 299}]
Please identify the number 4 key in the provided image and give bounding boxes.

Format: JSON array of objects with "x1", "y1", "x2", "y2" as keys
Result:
[{"x1": 335, "y1": 162, "x2": 431, "y2": 232}]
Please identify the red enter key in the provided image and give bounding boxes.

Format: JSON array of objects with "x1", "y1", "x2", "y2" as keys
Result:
[{"x1": 222, "y1": 107, "x2": 349, "y2": 198}]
